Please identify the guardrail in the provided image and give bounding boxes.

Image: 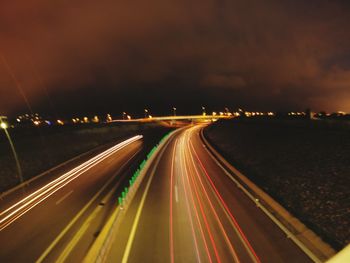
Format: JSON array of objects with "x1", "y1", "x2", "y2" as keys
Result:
[{"x1": 200, "y1": 128, "x2": 335, "y2": 262}]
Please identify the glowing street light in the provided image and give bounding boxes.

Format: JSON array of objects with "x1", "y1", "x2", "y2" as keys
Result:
[
  {"x1": 202, "y1": 106, "x2": 206, "y2": 116},
  {"x1": 144, "y1": 109, "x2": 149, "y2": 118},
  {"x1": 0, "y1": 119, "x2": 24, "y2": 186},
  {"x1": 107, "y1": 114, "x2": 112, "y2": 122},
  {"x1": 0, "y1": 122, "x2": 7, "y2": 129},
  {"x1": 173, "y1": 107, "x2": 177, "y2": 116}
]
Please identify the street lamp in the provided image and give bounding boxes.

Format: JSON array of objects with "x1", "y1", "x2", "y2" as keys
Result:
[
  {"x1": 202, "y1": 106, "x2": 206, "y2": 116},
  {"x1": 122, "y1": 112, "x2": 126, "y2": 120},
  {"x1": 173, "y1": 107, "x2": 177, "y2": 116},
  {"x1": 0, "y1": 119, "x2": 24, "y2": 186},
  {"x1": 144, "y1": 109, "x2": 149, "y2": 118},
  {"x1": 0, "y1": 122, "x2": 7, "y2": 129}
]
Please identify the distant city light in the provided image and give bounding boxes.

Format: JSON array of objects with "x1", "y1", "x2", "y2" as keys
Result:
[
  {"x1": 92, "y1": 116, "x2": 99, "y2": 123},
  {"x1": 57, "y1": 120, "x2": 64, "y2": 125}
]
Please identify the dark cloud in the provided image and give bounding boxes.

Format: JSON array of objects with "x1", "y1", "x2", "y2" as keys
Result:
[{"x1": 0, "y1": 0, "x2": 350, "y2": 115}]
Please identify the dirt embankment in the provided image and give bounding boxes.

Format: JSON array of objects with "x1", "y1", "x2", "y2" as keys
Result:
[{"x1": 205, "y1": 118, "x2": 350, "y2": 250}]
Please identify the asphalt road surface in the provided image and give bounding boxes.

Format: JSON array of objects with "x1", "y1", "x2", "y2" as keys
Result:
[
  {"x1": 0, "y1": 135, "x2": 144, "y2": 262},
  {"x1": 103, "y1": 125, "x2": 313, "y2": 263}
]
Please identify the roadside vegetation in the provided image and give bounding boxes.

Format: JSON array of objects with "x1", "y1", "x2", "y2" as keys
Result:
[
  {"x1": 0, "y1": 122, "x2": 171, "y2": 193},
  {"x1": 205, "y1": 118, "x2": 350, "y2": 250}
]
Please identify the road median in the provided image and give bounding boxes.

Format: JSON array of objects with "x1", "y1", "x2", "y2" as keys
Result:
[{"x1": 84, "y1": 129, "x2": 181, "y2": 263}]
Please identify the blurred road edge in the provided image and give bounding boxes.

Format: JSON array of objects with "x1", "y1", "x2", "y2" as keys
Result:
[{"x1": 200, "y1": 127, "x2": 336, "y2": 262}]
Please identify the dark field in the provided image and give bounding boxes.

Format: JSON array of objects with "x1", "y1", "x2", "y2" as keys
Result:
[
  {"x1": 205, "y1": 118, "x2": 350, "y2": 250},
  {"x1": 0, "y1": 122, "x2": 171, "y2": 193}
]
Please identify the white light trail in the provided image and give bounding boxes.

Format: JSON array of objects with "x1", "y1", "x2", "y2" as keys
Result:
[{"x1": 0, "y1": 135, "x2": 143, "y2": 231}]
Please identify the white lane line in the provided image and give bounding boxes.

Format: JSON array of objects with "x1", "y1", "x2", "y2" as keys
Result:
[
  {"x1": 55, "y1": 190, "x2": 74, "y2": 205},
  {"x1": 36, "y1": 149, "x2": 141, "y2": 263},
  {"x1": 175, "y1": 185, "x2": 179, "y2": 203},
  {"x1": 1, "y1": 136, "x2": 141, "y2": 217},
  {"x1": 0, "y1": 136, "x2": 142, "y2": 231},
  {"x1": 121, "y1": 136, "x2": 172, "y2": 263}
]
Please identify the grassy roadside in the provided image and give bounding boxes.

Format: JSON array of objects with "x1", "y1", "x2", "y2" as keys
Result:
[
  {"x1": 0, "y1": 122, "x2": 172, "y2": 193},
  {"x1": 204, "y1": 118, "x2": 350, "y2": 250}
]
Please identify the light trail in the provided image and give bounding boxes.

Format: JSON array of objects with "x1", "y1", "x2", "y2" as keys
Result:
[
  {"x1": 0, "y1": 135, "x2": 143, "y2": 231},
  {"x1": 184, "y1": 140, "x2": 222, "y2": 263},
  {"x1": 189, "y1": 136, "x2": 261, "y2": 263},
  {"x1": 169, "y1": 139, "x2": 177, "y2": 263},
  {"x1": 178, "y1": 138, "x2": 202, "y2": 263},
  {"x1": 184, "y1": 130, "x2": 241, "y2": 263},
  {"x1": 180, "y1": 136, "x2": 213, "y2": 263}
]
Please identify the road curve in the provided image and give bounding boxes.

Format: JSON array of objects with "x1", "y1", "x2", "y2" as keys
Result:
[
  {"x1": 103, "y1": 125, "x2": 313, "y2": 263},
  {"x1": 0, "y1": 136, "x2": 143, "y2": 262}
]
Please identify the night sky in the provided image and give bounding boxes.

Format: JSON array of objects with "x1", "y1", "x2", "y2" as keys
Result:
[{"x1": 1, "y1": 0, "x2": 350, "y2": 116}]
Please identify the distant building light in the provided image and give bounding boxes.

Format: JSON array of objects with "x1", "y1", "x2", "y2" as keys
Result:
[{"x1": 57, "y1": 120, "x2": 64, "y2": 125}]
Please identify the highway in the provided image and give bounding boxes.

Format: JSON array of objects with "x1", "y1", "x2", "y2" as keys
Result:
[
  {"x1": 0, "y1": 135, "x2": 145, "y2": 262},
  {"x1": 102, "y1": 125, "x2": 313, "y2": 263}
]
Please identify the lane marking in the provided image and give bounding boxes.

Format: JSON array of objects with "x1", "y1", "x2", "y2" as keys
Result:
[
  {"x1": 1, "y1": 136, "x2": 142, "y2": 231},
  {"x1": 36, "y1": 149, "x2": 141, "y2": 263},
  {"x1": 181, "y1": 136, "x2": 213, "y2": 263},
  {"x1": 121, "y1": 137, "x2": 171, "y2": 263},
  {"x1": 170, "y1": 140, "x2": 177, "y2": 263},
  {"x1": 56, "y1": 206, "x2": 101, "y2": 263},
  {"x1": 175, "y1": 185, "x2": 179, "y2": 203},
  {"x1": 178, "y1": 137, "x2": 202, "y2": 263},
  {"x1": 56, "y1": 155, "x2": 132, "y2": 263},
  {"x1": 55, "y1": 190, "x2": 74, "y2": 205},
  {"x1": 190, "y1": 128, "x2": 260, "y2": 263},
  {"x1": 185, "y1": 130, "x2": 240, "y2": 262},
  {"x1": 199, "y1": 127, "x2": 323, "y2": 263},
  {"x1": 185, "y1": 147, "x2": 222, "y2": 263}
]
